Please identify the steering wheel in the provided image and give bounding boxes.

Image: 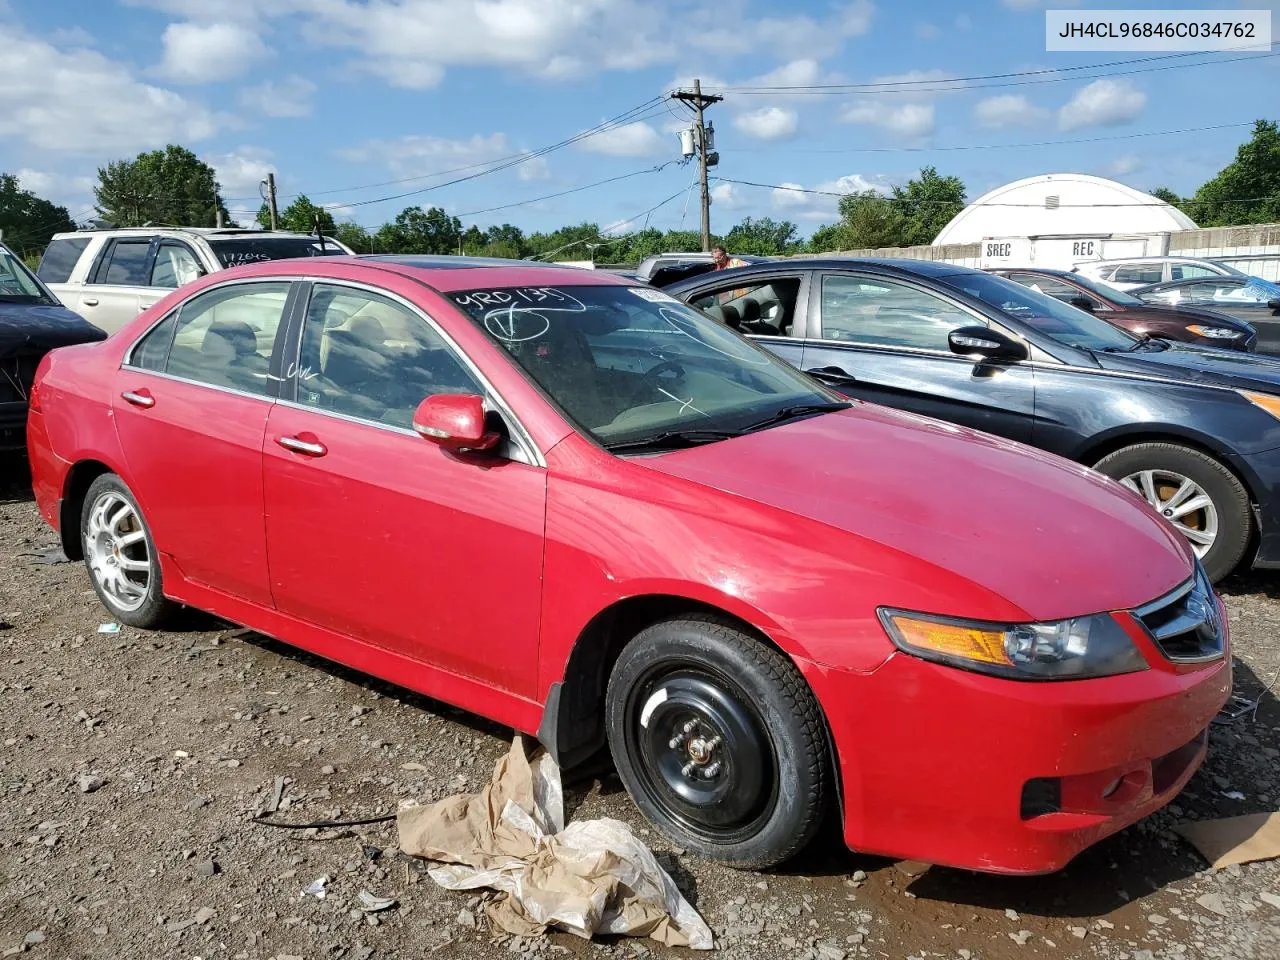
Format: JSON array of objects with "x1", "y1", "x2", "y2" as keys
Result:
[{"x1": 633, "y1": 358, "x2": 687, "y2": 400}]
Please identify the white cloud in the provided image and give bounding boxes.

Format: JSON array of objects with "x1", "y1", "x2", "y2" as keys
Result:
[
  {"x1": 842, "y1": 101, "x2": 935, "y2": 138},
  {"x1": 205, "y1": 148, "x2": 275, "y2": 198},
  {"x1": 1059, "y1": 78, "x2": 1147, "y2": 130},
  {"x1": 239, "y1": 75, "x2": 315, "y2": 117},
  {"x1": 516, "y1": 155, "x2": 551, "y2": 182},
  {"x1": 578, "y1": 121, "x2": 666, "y2": 157},
  {"x1": 1002, "y1": 0, "x2": 1080, "y2": 8},
  {"x1": 973, "y1": 94, "x2": 1049, "y2": 129},
  {"x1": 1106, "y1": 154, "x2": 1143, "y2": 177},
  {"x1": 339, "y1": 132, "x2": 515, "y2": 175},
  {"x1": 734, "y1": 106, "x2": 798, "y2": 141},
  {"x1": 711, "y1": 182, "x2": 743, "y2": 209},
  {"x1": 955, "y1": 13, "x2": 973, "y2": 29},
  {"x1": 157, "y1": 21, "x2": 269, "y2": 83},
  {"x1": 772, "y1": 174, "x2": 887, "y2": 221},
  {"x1": 915, "y1": 21, "x2": 940, "y2": 39},
  {"x1": 12, "y1": 169, "x2": 95, "y2": 212},
  {"x1": 0, "y1": 23, "x2": 220, "y2": 153}
]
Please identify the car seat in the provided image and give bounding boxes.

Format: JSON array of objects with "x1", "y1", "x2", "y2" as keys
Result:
[{"x1": 203, "y1": 319, "x2": 267, "y2": 389}]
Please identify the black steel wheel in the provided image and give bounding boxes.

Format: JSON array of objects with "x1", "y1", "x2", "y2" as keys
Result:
[{"x1": 605, "y1": 615, "x2": 829, "y2": 869}]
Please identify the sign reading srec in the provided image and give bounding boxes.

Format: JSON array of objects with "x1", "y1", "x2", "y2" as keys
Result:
[{"x1": 1046, "y1": 10, "x2": 1271, "y2": 51}]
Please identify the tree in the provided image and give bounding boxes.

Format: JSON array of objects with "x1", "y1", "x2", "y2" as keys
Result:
[
  {"x1": 1184, "y1": 119, "x2": 1280, "y2": 226},
  {"x1": 332, "y1": 221, "x2": 372, "y2": 252},
  {"x1": 525, "y1": 222, "x2": 602, "y2": 261},
  {"x1": 891, "y1": 166, "x2": 966, "y2": 246},
  {"x1": 724, "y1": 217, "x2": 800, "y2": 256},
  {"x1": 0, "y1": 173, "x2": 76, "y2": 256},
  {"x1": 374, "y1": 206, "x2": 463, "y2": 254},
  {"x1": 94, "y1": 145, "x2": 228, "y2": 227},
  {"x1": 1150, "y1": 187, "x2": 1183, "y2": 205},
  {"x1": 810, "y1": 191, "x2": 906, "y2": 251},
  {"x1": 256, "y1": 194, "x2": 336, "y2": 234}
]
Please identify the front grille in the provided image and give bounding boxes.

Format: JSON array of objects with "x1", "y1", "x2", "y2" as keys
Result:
[{"x1": 1133, "y1": 570, "x2": 1224, "y2": 663}]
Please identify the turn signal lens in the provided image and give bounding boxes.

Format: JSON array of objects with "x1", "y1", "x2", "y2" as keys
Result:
[
  {"x1": 1186, "y1": 324, "x2": 1242, "y2": 339},
  {"x1": 878, "y1": 609, "x2": 1148, "y2": 681},
  {"x1": 1241, "y1": 390, "x2": 1280, "y2": 421}
]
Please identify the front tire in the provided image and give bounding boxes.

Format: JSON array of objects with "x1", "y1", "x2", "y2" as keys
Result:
[
  {"x1": 605, "y1": 616, "x2": 829, "y2": 870},
  {"x1": 1093, "y1": 442, "x2": 1253, "y2": 582},
  {"x1": 80, "y1": 474, "x2": 175, "y2": 628}
]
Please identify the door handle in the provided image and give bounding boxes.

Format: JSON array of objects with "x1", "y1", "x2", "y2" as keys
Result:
[
  {"x1": 82, "y1": 298, "x2": 99, "y2": 307},
  {"x1": 121, "y1": 389, "x2": 155, "y2": 408},
  {"x1": 805, "y1": 365, "x2": 858, "y2": 385},
  {"x1": 276, "y1": 435, "x2": 327, "y2": 457}
]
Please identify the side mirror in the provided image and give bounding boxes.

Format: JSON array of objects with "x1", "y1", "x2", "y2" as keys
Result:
[
  {"x1": 1069, "y1": 296, "x2": 1096, "y2": 312},
  {"x1": 412, "y1": 394, "x2": 500, "y2": 454},
  {"x1": 1269, "y1": 299, "x2": 1280, "y2": 315},
  {"x1": 948, "y1": 325, "x2": 1028, "y2": 363}
]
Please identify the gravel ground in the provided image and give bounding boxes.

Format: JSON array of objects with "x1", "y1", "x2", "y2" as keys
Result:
[{"x1": 1, "y1": 464, "x2": 1278, "y2": 960}]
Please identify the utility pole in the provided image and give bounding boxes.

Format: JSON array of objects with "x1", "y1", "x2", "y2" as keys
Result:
[
  {"x1": 263, "y1": 172, "x2": 279, "y2": 231},
  {"x1": 672, "y1": 79, "x2": 722, "y2": 251}
]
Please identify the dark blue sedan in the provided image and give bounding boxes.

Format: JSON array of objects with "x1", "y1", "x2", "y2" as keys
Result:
[{"x1": 667, "y1": 258, "x2": 1280, "y2": 582}]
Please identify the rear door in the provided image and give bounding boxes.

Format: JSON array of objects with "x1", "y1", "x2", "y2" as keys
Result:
[
  {"x1": 800, "y1": 271, "x2": 1037, "y2": 442},
  {"x1": 80, "y1": 237, "x2": 157, "y2": 333},
  {"x1": 112, "y1": 279, "x2": 296, "y2": 605}
]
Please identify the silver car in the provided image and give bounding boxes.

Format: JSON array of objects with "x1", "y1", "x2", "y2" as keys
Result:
[{"x1": 1072, "y1": 256, "x2": 1247, "y2": 291}]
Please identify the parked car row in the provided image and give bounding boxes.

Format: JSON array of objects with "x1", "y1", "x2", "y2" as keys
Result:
[{"x1": 26, "y1": 253, "x2": 1231, "y2": 879}]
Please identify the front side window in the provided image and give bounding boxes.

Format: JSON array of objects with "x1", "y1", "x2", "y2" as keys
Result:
[
  {"x1": 689, "y1": 277, "x2": 802, "y2": 336},
  {"x1": 941, "y1": 272, "x2": 1137, "y2": 352},
  {"x1": 820, "y1": 275, "x2": 975, "y2": 351},
  {"x1": 160, "y1": 282, "x2": 289, "y2": 395},
  {"x1": 36, "y1": 237, "x2": 90, "y2": 284},
  {"x1": 1006, "y1": 273, "x2": 1093, "y2": 306},
  {"x1": 0, "y1": 246, "x2": 54, "y2": 303},
  {"x1": 296, "y1": 285, "x2": 482, "y2": 429},
  {"x1": 150, "y1": 242, "x2": 204, "y2": 289},
  {"x1": 450, "y1": 284, "x2": 837, "y2": 447},
  {"x1": 93, "y1": 239, "x2": 153, "y2": 286}
]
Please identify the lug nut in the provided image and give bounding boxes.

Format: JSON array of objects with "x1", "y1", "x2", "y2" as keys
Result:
[
  {"x1": 682, "y1": 720, "x2": 698, "y2": 734},
  {"x1": 681, "y1": 761, "x2": 697, "y2": 777},
  {"x1": 703, "y1": 761, "x2": 722, "y2": 778}
]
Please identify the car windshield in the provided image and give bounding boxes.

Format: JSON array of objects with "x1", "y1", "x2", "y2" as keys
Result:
[
  {"x1": 450, "y1": 284, "x2": 841, "y2": 448},
  {"x1": 1068, "y1": 272, "x2": 1145, "y2": 306},
  {"x1": 206, "y1": 236, "x2": 347, "y2": 268},
  {"x1": 940, "y1": 271, "x2": 1138, "y2": 352},
  {"x1": 0, "y1": 246, "x2": 55, "y2": 304}
]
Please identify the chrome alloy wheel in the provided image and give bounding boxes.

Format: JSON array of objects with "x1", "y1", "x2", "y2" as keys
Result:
[
  {"x1": 1121, "y1": 469, "x2": 1219, "y2": 558},
  {"x1": 84, "y1": 492, "x2": 152, "y2": 612}
]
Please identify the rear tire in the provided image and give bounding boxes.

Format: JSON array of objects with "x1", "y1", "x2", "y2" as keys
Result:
[
  {"x1": 605, "y1": 616, "x2": 829, "y2": 870},
  {"x1": 1093, "y1": 442, "x2": 1252, "y2": 582},
  {"x1": 80, "y1": 474, "x2": 175, "y2": 629}
]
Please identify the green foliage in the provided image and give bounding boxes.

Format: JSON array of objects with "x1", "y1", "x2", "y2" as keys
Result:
[
  {"x1": 0, "y1": 173, "x2": 76, "y2": 256},
  {"x1": 807, "y1": 167, "x2": 966, "y2": 252},
  {"x1": 258, "y1": 194, "x2": 337, "y2": 234},
  {"x1": 374, "y1": 206, "x2": 464, "y2": 255},
  {"x1": 1183, "y1": 120, "x2": 1280, "y2": 227},
  {"x1": 332, "y1": 221, "x2": 372, "y2": 252},
  {"x1": 724, "y1": 217, "x2": 800, "y2": 256},
  {"x1": 94, "y1": 145, "x2": 228, "y2": 228},
  {"x1": 891, "y1": 166, "x2": 966, "y2": 246}
]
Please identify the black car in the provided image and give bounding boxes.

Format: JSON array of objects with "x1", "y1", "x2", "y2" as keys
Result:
[
  {"x1": 988, "y1": 267, "x2": 1257, "y2": 351},
  {"x1": 1, "y1": 243, "x2": 106, "y2": 453},
  {"x1": 668, "y1": 258, "x2": 1280, "y2": 582},
  {"x1": 1130, "y1": 276, "x2": 1280, "y2": 350}
]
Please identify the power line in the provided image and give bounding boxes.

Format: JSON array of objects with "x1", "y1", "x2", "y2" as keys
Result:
[
  {"x1": 721, "y1": 120, "x2": 1257, "y2": 156},
  {"x1": 721, "y1": 45, "x2": 1278, "y2": 95},
  {"x1": 453, "y1": 161, "x2": 681, "y2": 218}
]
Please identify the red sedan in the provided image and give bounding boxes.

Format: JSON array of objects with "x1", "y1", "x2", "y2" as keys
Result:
[{"x1": 26, "y1": 256, "x2": 1230, "y2": 873}]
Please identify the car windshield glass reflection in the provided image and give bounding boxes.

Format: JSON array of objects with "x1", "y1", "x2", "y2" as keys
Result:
[
  {"x1": 1069, "y1": 273, "x2": 1145, "y2": 306},
  {"x1": 0, "y1": 247, "x2": 54, "y2": 303},
  {"x1": 450, "y1": 285, "x2": 842, "y2": 449},
  {"x1": 942, "y1": 272, "x2": 1138, "y2": 352}
]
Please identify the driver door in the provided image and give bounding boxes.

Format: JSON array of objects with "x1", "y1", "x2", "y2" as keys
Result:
[
  {"x1": 800, "y1": 272, "x2": 1037, "y2": 442},
  {"x1": 262, "y1": 282, "x2": 547, "y2": 697}
]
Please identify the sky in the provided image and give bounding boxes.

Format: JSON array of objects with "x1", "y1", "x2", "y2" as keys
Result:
[{"x1": 0, "y1": 0, "x2": 1277, "y2": 242}]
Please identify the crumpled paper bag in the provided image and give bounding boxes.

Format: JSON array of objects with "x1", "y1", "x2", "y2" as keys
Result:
[{"x1": 397, "y1": 736, "x2": 713, "y2": 949}]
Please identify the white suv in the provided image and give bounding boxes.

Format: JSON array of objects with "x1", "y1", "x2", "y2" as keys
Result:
[
  {"x1": 36, "y1": 228, "x2": 354, "y2": 334},
  {"x1": 1072, "y1": 256, "x2": 1247, "y2": 291}
]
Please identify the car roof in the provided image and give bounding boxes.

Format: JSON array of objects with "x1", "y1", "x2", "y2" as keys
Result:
[
  {"x1": 1085, "y1": 256, "x2": 1217, "y2": 265},
  {"x1": 1131, "y1": 276, "x2": 1247, "y2": 292},
  {"x1": 669, "y1": 257, "x2": 983, "y2": 285},
  {"x1": 50, "y1": 228, "x2": 329, "y2": 240},
  {"x1": 990, "y1": 267, "x2": 1076, "y2": 278}
]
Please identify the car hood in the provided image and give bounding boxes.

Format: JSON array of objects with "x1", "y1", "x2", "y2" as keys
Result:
[
  {"x1": 639, "y1": 405, "x2": 1192, "y2": 621},
  {"x1": 1094, "y1": 340, "x2": 1280, "y2": 391},
  {"x1": 0, "y1": 301, "x2": 107, "y2": 359}
]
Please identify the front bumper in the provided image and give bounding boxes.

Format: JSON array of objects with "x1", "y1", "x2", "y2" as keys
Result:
[{"x1": 799, "y1": 601, "x2": 1231, "y2": 875}]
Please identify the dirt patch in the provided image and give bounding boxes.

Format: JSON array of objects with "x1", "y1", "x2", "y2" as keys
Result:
[{"x1": 1, "y1": 475, "x2": 1278, "y2": 959}]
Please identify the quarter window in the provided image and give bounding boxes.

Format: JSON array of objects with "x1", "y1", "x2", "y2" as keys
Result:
[
  {"x1": 150, "y1": 242, "x2": 204, "y2": 288},
  {"x1": 159, "y1": 282, "x2": 290, "y2": 395},
  {"x1": 820, "y1": 275, "x2": 975, "y2": 351},
  {"x1": 296, "y1": 285, "x2": 483, "y2": 429},
  {"x1": 93, "y1": 239, "x2": 153, "y2": 286},
  {"x1": 36, "y1": 237, "x2": 90, "y2": 283}
]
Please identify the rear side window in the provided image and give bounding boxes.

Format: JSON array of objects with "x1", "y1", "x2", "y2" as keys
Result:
[
  {"x1": 93, "y1": 240, "x2": 153, "y2": 286},
  {"x1": 36, "y1": 238, "x2": 90, "y2": 283},
  {"x1": 1113, "y1": 265, "x2": 1164, "y2": 285},
  {"x1": 1171, "y1": 264, "x2": 1217, "y2": 281}
]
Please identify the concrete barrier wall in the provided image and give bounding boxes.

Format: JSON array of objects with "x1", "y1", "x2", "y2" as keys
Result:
[{"x1": 1169, "y1": 223, "x2": 1280, "y2": 281}]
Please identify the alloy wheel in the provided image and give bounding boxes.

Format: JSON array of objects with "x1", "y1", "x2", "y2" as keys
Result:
[
  {"x1": 84, "y1": 491, "x2": 152, "y2": 612},
  {"x1": 1120, "y1": 469, "x2": 1219, "y2": 558}
]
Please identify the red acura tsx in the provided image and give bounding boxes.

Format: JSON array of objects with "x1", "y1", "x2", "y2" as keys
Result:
[{"x1": 26, "y1": 255, "x2": 1230, "y2": 873}]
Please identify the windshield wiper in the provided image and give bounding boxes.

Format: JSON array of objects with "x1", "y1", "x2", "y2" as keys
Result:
[
  {"x1": 1125, "y1": 334, "x2": 1169, "y2": 352},
  {"x1": 741, "y1": 401, "x2": 851, "y2": 434},
  {"x1": 603, "y1": 429, "x2": 741, "y2": 453}
]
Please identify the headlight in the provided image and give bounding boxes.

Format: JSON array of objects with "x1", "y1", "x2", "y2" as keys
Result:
[
  {"x1": 878, "y1": 608, "x2": 1148, "y2": 681},
  {"x1": 1186, "y1": 324, "x2": 1242, "y2": 339}
]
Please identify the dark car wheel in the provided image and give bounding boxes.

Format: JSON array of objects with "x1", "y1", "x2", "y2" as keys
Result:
[
  {"x1": 605, "y1": 615, "x2": 829, "y2": 869},
  {"x1": 80, "y1": 474, "x2": 176, "y2": 629},
  {"x1": 1093, "y1": 443, "x2": 1253, "y2": 582}
]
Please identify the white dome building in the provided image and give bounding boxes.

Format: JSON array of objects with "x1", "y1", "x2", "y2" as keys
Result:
[{"x1": 933, "y1": 174, "x2": 1197, "y2": 269}]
